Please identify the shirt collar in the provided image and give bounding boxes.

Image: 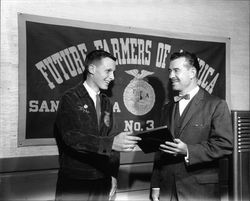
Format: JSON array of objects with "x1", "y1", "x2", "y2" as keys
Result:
[
  {"x1": 83, "y1": 81, "x2": 100, "y2": 102},
  {"x1": 179, "y1": 86, "x2": 199, "y2": 100}
]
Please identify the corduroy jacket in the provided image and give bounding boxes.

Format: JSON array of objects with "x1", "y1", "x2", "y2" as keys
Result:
[{"x1": 54, "y1": 81, "x2": 119, "y2": 180}]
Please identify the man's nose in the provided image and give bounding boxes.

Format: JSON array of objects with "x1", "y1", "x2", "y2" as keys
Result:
[
  {"x1": 110, "y1": 72, "x2": 115, "y2": 80},
  {"x1": 169, "y1": 71, "x2": 175, "y2": 79}
]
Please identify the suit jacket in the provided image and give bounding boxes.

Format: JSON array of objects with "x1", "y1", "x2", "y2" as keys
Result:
[
  {"x1": 54, "y1": 81, "x2": 119, "y2": 180},
  {"x1": 151, "y1": 88, "x2": 233, "y2": 201}
]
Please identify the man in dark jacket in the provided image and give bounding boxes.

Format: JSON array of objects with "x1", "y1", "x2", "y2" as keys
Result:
[
  {"x1": 151, "y1": 51, "x2": 233, "y2": 201},
  {"x1": 54, "y1": 50, "x2": 141, "y2": 201}
]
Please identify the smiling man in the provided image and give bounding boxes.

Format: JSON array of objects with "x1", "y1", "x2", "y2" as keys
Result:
[
  {"x1": 54, "y1": 50, "x2": 141, "y2": 201},
  {"x1": 150, "y1": 51, "x2": 233, "y2": 201}
]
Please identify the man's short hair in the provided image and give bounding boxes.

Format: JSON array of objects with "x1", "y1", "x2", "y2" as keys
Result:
[
  {"x1": 170, "y1": 51, "x2": 200, "y2": 76},
  {"x1": 83, "y1": 50, "x2": 116, "y2": 80}
]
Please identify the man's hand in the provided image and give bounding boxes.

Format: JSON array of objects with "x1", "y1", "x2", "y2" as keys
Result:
[
  {"x1": 151, "y1": 188, "x2": 160, "y2": 201},
  {"x1": 109, "y1": 177, "x2": 117, "y2": 201},
  {"x1": 112, "y1": 131, "x2": 141, "y2": 152},
  {"x1": 159, "y1": 138, "x2": 188, "y2": 156}
]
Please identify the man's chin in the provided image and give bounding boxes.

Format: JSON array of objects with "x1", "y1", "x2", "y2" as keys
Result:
[
  {"x1": 100, "y1": 85, "x2": 109, "y2": 90},
  {"x1": 172, "y1": 85, "x2": 179, "y2": 91}
]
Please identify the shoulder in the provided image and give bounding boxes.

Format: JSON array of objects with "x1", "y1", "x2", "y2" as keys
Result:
[
  {"x1": 199, "y1": 89, "x2": 230, "y2": 113},
  {"x1": 64, "y1": 82, "x2": 86, "y2": 96},
  {"x1": 201, "y1": 89, "x2": 226, "y2": 104},
  {"x1": 60, "y1": 82, "x2": 88, "y2": 103}
]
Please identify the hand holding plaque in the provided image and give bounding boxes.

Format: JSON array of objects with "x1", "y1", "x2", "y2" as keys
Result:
[{"x1": 135, "y1": 125, "x2": 174, "y2": 153}]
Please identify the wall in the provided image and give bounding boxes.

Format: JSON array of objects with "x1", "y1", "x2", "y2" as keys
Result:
[
  {"x1": 0, "y1": 0, "x2": 249, "y2": 200},
  {"x1": 1, "y1": 0, "x2": 249, "y2": 159}
]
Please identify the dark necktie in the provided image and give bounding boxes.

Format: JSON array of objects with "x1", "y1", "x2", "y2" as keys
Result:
[
  {"x1": 96, "y1": 94, "x2": 101, "y2": 128},
  {"x1": 174, "y1": 94, "x2": 190, "y2": 102}
]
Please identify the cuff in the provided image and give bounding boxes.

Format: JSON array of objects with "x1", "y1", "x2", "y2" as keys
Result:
[
  {"x1": 98, "y1": 136, "x2": 114, "y2": 156},
  {"x1": 184, "y1": 147, "x2": 189, "y2": 164}
]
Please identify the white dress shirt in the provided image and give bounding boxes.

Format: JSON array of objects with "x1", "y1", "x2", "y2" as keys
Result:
[
  {"x1": 83, "y1": 81, "x2": 100, "y2": 107},
  {"x1": 178, "y1": 86, "x2": 199, "y2": 116},
  {"x1": 178, "y1": 86, "x2": 199, "y2": 164}
]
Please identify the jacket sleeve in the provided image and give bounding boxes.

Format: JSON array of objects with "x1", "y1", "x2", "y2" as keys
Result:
[
  {"x1": 55, "y1": 93, "x2": 116, "y2": 156},
  {"x1": 187, "y1": 99, "x2": 233, "y2": 165}
]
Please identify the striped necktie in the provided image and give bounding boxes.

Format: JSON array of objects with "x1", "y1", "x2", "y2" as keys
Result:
[{"x1": 96, "y1": 93, "x2": 101, "y2": 128}]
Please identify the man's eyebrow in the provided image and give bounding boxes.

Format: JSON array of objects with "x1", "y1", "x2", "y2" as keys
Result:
[{"x1": 169, "y1": 66, "x2": 181, "y2": 69}]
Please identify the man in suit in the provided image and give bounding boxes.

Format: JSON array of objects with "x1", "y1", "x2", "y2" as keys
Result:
[
  {"x1": 54, "y1": 50, "x2": 141, "y2": 201},
  {"x1": 150, "y1": 51, "x2": 233, "y2": 201}
]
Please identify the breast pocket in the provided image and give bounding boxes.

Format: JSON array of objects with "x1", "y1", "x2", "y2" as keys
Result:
[
  {"x1": 192, "y1": 123, "x2": 206, "y2": 128},
  {"x1": 184, "y1": 121, "x2": 210, "y2": 142}
]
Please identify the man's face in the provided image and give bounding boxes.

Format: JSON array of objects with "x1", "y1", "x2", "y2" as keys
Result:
[
  {"x1": 168, "y1": 57, "x2": 194, "y2": 93},
  {"x1": 92, "y1": 57, "x2": 116, "y2": 90}
]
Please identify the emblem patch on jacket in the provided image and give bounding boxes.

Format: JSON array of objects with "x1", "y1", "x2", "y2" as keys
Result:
[
  {"x1": 104, "y1": 111, "x2": 110, "y2": 127},
  {"x1": 78, "y1": 104, "x2": 90, "y2": 114}
]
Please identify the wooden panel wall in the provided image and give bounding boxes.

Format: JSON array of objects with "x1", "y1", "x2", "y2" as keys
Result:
[
  {"x1": 0, "y1": 154, "x2": 154, "y2": 200},
  {"x1": 0, "y1": 155, "x2": 231, "y2": 201}
]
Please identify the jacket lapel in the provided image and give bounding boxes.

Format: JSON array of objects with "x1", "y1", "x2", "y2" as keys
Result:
[
  {"x1": 179, "y1": 89, "x2": 204, "y2": 136},
  {"x1": 170, "y1": 102, "x2": 177, "y2": 137}
]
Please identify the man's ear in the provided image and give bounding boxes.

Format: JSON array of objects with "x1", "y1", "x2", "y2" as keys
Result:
[
  {"x1": 190, "y1": 67, "x2": 197, "y2": 79},
  {"x1": 88, "y1": 64, "x2": 96, "y2": 75}
]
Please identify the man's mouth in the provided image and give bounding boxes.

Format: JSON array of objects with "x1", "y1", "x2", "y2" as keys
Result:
[{"x1": 171, "y1": 80, "x2": 179, "y2": 84}]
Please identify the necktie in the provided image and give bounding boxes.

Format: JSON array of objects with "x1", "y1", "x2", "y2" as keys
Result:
[
  {"x1": 174, "y1": 94, "x2": 190, "y2": 102},
  {"x1": 96, "y1": 94, "x2": 101, "y2": 128}
]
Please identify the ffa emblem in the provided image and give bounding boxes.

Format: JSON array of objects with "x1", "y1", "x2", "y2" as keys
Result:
[
  {"x1": 104, "y1": 111, "x2": 111, "y2": 127},
  {"x1": 123, "y1": 69, "x2": 155, "y2": 116},
  {"x1": 78, "y1": 104, "x2": 90, "y2": 113}
]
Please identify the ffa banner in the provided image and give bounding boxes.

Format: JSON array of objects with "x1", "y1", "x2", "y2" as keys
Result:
[{"x1": 18, "y1": 14, "x2": 229, "y2": 146}]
